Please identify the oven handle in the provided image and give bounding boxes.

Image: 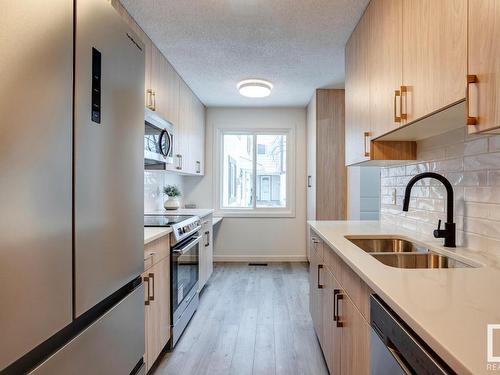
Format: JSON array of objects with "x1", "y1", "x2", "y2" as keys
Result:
[{"x1": 173, "y1": 235, "x2": 202, "y2": 255}]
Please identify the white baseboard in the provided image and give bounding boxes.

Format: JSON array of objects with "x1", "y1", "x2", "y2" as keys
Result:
[{"x1": 213, "y1": 254, "x2": 307, "y2": 262}]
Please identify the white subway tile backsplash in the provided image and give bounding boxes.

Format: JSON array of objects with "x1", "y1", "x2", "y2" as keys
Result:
[
  {"x1": 464, "y1": 152, "x2": 500, "y2": 171},
  {"x1": 489, "y1": 135, "x2": 500, "y2": 152},
  {"x1": 464, "y1": 138, "x2": 489, "y2": 156},
  {"x1": 381, "y1": 126, "x2": 500, "y2": 253},
  {"x1": 487, "y1": 170, "x2": 500, "y2": 186}
]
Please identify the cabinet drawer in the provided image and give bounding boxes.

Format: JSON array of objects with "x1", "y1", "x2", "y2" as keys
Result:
[
  {"x1": 323, "y1": 245, "x2": 343, "y2": 280},
  {"x1": 340, "y1": 261, "x2": 371, "y2": 322},
  {"x1": 144, "y1": 234, "x2": 170, "y2": 271},
  {"x1": 310, "y1": 231, "x2": 324, "y2": 262}
]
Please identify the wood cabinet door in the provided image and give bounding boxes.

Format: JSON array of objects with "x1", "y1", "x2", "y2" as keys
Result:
[
  {"x1": 468, "y1": 0, "x2": 500, "y2": 134},
  {"x1": 145, "y1": 257, "x2": 171, "y2": 371},
  {"x1": 192, "y1": 95, "x2": 206, "y2": 175},
  {"x1": 309, "y1": 252, "x2": 323, "y2": 343},
  {"x1": 345, "y1": 11, "x2": 371, "y2": 166},
  {"x1": 322, "y1": 268, "x2": 341, "y2": 375},
  {"x1": 177, "y1": 80, "x2": 193, "y2": 173},
  {"x1": 402, "y1": 0, "x2": 467, "y2": 123},
  {"x1": 339, "y1": 294, "x2": 370, "y2": 375},
  {"x1": 369, "y1": 0, "x2": 403, "y2": 138},
  {"x1": 205, "y1": 220, "x2": 214, "y2": 281},
  {"x1": 159, "y1": 60, "x2": 180, "y2": 126}
]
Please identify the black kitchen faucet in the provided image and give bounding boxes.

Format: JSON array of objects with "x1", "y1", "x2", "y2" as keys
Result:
[{"x1": 402, "y1": 172, "x2": 456, "y2": 247}]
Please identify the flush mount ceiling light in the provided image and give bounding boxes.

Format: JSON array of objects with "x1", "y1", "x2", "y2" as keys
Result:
[{"x1": 237, "y1": 79, "x2": 273, "y2": 98}]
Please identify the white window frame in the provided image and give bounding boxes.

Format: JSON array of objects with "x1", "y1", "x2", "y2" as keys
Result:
[{"x1": 214, "y1": 127, "x2": 296, "y2": 218}]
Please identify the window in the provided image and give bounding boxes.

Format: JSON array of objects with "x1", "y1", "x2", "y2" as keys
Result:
[{"x1": 217, "y1": 129, "x2": 294, "y2": 217}]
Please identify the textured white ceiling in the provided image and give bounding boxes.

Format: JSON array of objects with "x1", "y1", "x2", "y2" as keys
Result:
[{"x1": 121, "y1": 0, "x2": 370, "y2": 107}]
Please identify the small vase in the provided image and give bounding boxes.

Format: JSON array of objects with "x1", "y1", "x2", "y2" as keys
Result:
[{"x1": 164, "y1": 196, "x2": 181, "y2": 210}]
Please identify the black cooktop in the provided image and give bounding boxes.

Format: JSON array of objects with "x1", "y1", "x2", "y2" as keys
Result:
[{"x1": 144, "y1": 215, "x2": 193, "y2": 227}]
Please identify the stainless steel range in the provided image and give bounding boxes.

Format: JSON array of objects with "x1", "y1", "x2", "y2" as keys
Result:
[{"x1": 144, "y1": 215, "x2": 201, "y2": 348}]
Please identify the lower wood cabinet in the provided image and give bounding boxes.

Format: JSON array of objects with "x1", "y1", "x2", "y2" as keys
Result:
[
  {"x1": 199, "y1": 215, "x2": 214, "y2": 291},
  {"x1": 339, "y1": 293, "x2": 370, "y2": 375},
  {"x1": 143, "y1": 236, "x2": 171, "y2": 373},
  {"x1": 309, "y1": 232, "x2": 370, "y2": 375},
  {"x1": 322, "y1": 267, "x2": 341, "y2": 375}
]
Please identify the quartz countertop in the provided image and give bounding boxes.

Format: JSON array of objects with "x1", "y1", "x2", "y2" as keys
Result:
[
  {"x1": 308, "y1": 220, "x2": 500, "y2": 375},
  {"x1": 144, "y1": 227, "x2": 172, "y2": 245},
  {"x1": 213, "y1": 217, "x2": 223, "y2": 226},
  {"x1": 145, "y1": 208, "x2": 215, "y2": 218}
]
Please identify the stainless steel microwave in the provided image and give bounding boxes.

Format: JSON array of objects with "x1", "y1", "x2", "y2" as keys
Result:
[{"x1": 144, "y1": 108, "x2": 174, "y2": 169}]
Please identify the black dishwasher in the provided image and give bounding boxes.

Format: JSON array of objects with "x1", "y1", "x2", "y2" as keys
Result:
[{"x1": 370, "y1": 295, "x2": 455, "y2": 375}]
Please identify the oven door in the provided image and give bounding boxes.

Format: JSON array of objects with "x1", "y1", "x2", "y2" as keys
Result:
[{"x1": 172, "y1": 234, "x2": 201, "y2": 319}]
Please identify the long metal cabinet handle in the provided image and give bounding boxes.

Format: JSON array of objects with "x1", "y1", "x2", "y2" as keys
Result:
[
  {"x1": 335, "y1": 291, "x2": 344, "y2": 327},
  {"x1": 394, "y1": 90, "x2": 401, "y2": 123},
  {"x1": 363, "y1": 132, "x2": 370, "y2": 157},
  {"x1": 317, "y1": 264, "x2": 324, "y2": 289},
  {"x1": 333, "y1": 289, "x2": 341, "y2": 321},
  {"x1": 400, "y1": 86, "x2": 408, "y2": 120},
  {"x1": 144, "y1": 276, "x2": 150, "y2": 305},
  {"x1": 466, "y1": 74, "x2": 478, "y2": 126},
  {"x1": 146, "y1": 89, "x2": 156, "y2": 111},
  {"x1": 149, "y1": 273, "x2": 155, "y2": 302},
  {"x1": 176, "y1": 154, "x2": 182, "y2": 170}
]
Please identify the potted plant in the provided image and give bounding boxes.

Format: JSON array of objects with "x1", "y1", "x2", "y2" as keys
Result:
[{"x1": 163, "y1": 185, "x2": 182, "y2": 210}]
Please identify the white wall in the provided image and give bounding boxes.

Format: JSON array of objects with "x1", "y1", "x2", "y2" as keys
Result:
[
  {"x1": 360, "y1": 167, "x2": 381, "y2": 220},
  {"x1": 184, "y1": 107, "x2": 307, "y2": 261},
  {"x1": 347, "y1": 166, "x2": 380, "y2": 220}
]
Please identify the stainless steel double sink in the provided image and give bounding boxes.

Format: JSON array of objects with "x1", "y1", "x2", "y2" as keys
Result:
[{"x1": 345, "y1": 237, "x2": 474, "y2": 269}]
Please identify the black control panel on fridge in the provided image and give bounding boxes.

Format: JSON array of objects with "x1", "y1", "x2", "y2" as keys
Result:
[{"x1": 91, "y1": 47, "x2": 101, "y2": 124}]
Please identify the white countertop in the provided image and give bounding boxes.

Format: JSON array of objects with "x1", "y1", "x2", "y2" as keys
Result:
[
  {"x1": 213, "y1": 217, "x2": 223, "y2": 226},
  {"x1": 308, "y1": 220, "x2": 500, "y2": 375},
  {"x1": 144, "y1": 227, "x2": 172, "y2": 245},
  {"x1": 145, "y1": 208, "x2": 215, "y2": 218}
]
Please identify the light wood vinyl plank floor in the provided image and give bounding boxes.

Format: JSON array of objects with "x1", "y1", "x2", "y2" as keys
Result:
[{"x1": 152, "y1": 262, "x2": 329, "y2": 375}]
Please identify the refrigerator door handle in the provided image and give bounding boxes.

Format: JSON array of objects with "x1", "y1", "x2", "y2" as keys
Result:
[
  {"x1": 143, "y1": 276, "x2": 150, "y2": 305},
  {"x1": 148, "y1": 273, "x2": 154, "y2": 302}
]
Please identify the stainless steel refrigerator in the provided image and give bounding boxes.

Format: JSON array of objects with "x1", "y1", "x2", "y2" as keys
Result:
[{"x1": 0, "y1": 0, "x2": 145, "y2": 373}]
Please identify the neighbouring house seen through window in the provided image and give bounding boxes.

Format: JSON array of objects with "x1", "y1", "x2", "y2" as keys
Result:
[{"x1": 221, "y1": 132, "x2": 287, "y2": 209}]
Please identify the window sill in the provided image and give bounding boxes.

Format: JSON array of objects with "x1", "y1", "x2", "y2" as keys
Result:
[{"x1": 214, "y1": 209, "x2": 295, "y2": 218}]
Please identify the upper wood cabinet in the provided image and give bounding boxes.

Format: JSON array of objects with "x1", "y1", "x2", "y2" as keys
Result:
[
  {"x1": 402, "y1": 0, "x2": 467, "y2": 123},
  {"x1": 345, "y1": 12, "x2": 371, "y2": 166},
  {"x1": 467, "y1": 0, "x2": 500, "y2": 134},
  {"x1": 111, "y1": 0, "x2": 206, "y2": 176},
  {"x1": 369, "y1": 0, "x2": 403, "y2": 138},
  {"x1": 345, "y1": 0, "x2": 468, "y2": 165}
]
